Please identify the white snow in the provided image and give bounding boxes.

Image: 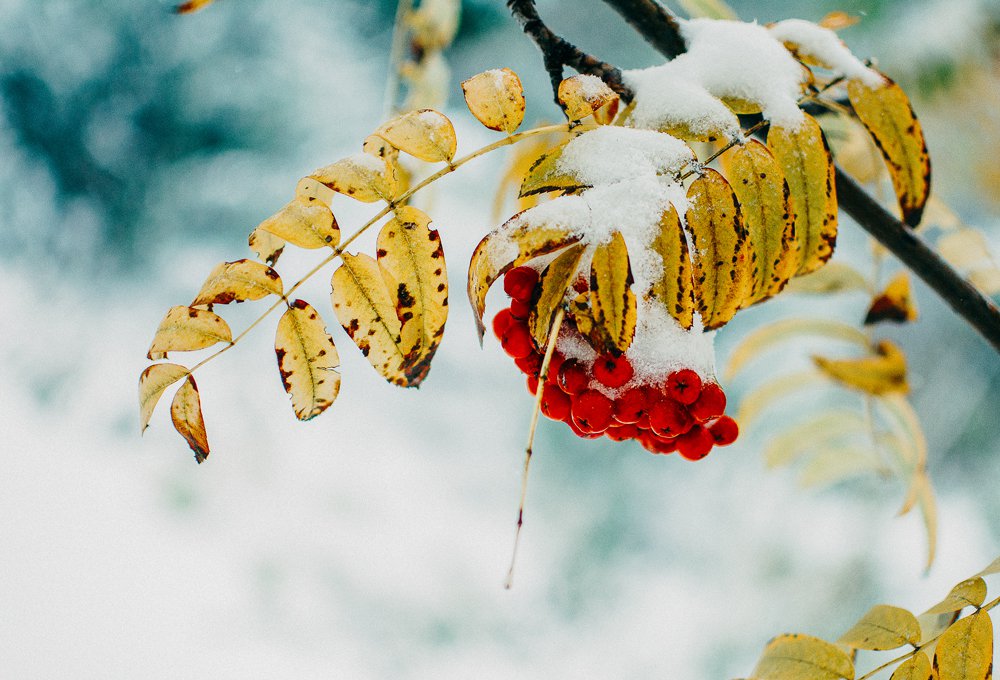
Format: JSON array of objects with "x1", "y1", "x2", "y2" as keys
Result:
[
  {"x1": 573, "y1": 73, "x2": 613, "y2": 100},
  {"x1": 624, "y1": 66, "x2": 742, "y2": 141},
  {"x1": 768, "y1": 19, "x2": 883, "y2": 87},
  {"x1": 556, "y1": 126, "x2": 694, "y2": 186}
]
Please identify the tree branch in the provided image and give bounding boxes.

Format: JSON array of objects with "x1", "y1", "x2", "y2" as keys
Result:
[{"x1": 600, "y1": 0, "x2": 686, "y2": 59}]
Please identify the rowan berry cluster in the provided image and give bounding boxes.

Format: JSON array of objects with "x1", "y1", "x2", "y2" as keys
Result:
[{"x1": 493, "y1": 266, "x2": 739, "y2": 460}]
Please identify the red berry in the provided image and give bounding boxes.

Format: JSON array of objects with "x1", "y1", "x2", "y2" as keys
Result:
[
  {"x1": 515, "y1": 352, "x2": 543, "y2": 377},
  {"x1": 527, "y1": 375, "x2": 539, "y2": 395},
  {"x1": 492, "y1": 308, "x2": 515, "y2": 340},
  {"x1": 689, "y1": 382, "x2": 727, "y2": 422},
  {"x1": 544, "y1": 352, "x2": 565, "y2": 382},
  {"x1": 613, "y1": 386, "x2": 647, "y2": 424},
  {"x1": 571, "y1": 389, "x2": 614, "y2": 433},
  {"x1": 593, "y1": 353, "x2": 634, "y2": 388},
  {"x1": 648, "y1": 397, "x2": 693, "y2": 438},
  {"x1": 503, "y1": 266, "x2": 539, "y2": 302},
  {"x1": 501, "y1": 322, "x2": 534, "y2": 359},
  {"x1": 605, "y1": 423, "x2": 639, "y2": 441},
  {"x1": 540, "y1": 382, "x2": 571, "y2": 421},
  {"x1": 510, "y1": 297, "x2": 531, "y2": 320},
  {"x1": 666, "y1": 369, "x2": 702, "y2": 405},
  {"x1": 639, "y1": 430, "x2": 677, "y2": 455},
  {"x1": 709, "y1": 416, "x2": 739, "y2": 446},
  {"x1": 567, "y1": 417, "x2": 603, "y2": 439},
  {"x1": 557, "y1": 359, "x2": 590, "y2": 395},
  {"x1": 676, "y1": 425, "x2": 714, "y2": 461}
]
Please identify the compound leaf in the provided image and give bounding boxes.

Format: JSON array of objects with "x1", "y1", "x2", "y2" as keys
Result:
[{"x1": 275, "y1": 300, "x2": 341, "y2": 421}]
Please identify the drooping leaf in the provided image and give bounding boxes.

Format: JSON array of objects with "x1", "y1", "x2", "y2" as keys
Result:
[
  {"x1": 890, "y1": 651, "x2": 932, "y2": 680},
  {"x1": 191, "y1": 259, "x2": 283, "y2": 307},
  {"x1": 557, "y1": 74, "x2": 620, "y2": 123},
  {"x1": 723, "y1": 140, "x2": 799, "y2": 302},
  {"x1": 924, "y1": 578, "x2": 988, "y2": 616},
  {"x1": 248, "y1": 227, "x2": 285, "y2": 266},
  {"x1": 529, "y1": 243, "x2": 587, "y2": 348},
  {"x1": 913, "y1": 473, "x2": 938, "y2": 571},
  {"x1": 257, "y1": 197, "x2": 340, "y2": 249},
  {"x1": 765, "y1": 410, "x2": 868, "y2": 468},
  {"x1": 646, "y1": 205, "x2": 696, "y2": 329},
  {"x1": 726, "y1": 318, "x2": 869, "y2": 380},
  {"x1": 976, "y1": 556, "x2": 1000, "y2": 578},
  {"x1": 814, "y1": 339, "x2": 908, "y2": 395},
  {"x1": 362, "y1": 134, "x2": 400, "y2": 162},
  {"x1": 374, "y1": 109, "x2": 457, "y2": 163},
  {"x1": 768, "y1": 113, "x2": 838, "y2": 276},
  {"x1": 738, "y1": 370, "x2": 828, "y2": 427},
  {"x1": 799, "y1": 446, "x2": 883, "y2": 488},
  {"x1": 311, "y1": 154, "x2": 399, "y2": 203},
  {"x1": 932, "y1": 611, "x2": 993, "y2": 680},
  {"x1": 519, "y1": 143, "x2": 587, "y2": 197},
  {"x1": 138, "y1": 363, "x2": 190, "y2": 434},
  {"x1": 865, "y1": 272, "x2": 918, "y2": 325},
  {"x1": 847, "y1": 74, "x2": 931, "y2": 226},
  {"x1": 752, "y1": 633, "x2": 855, "y2": 680},
  {"x1": 376, "y1": 206, "x2": 448, "y2": 380},
  {"x1": 170, "y1": 375, "x2": 209, "y2": 463},
  {"x1": 295, "y1": 176, "x2": 337, "y2": 206},
  {"x1": 274, "y1": 300, "x2": 341, "y2": 421},
  {"x1": 590, "y1": 231, "x2": 637, "y2": 353},
  {"x1": 838, "y1": 605, "x2": 922, "y2": 651},
  {"x1": 147, "y1": 306, "x2": 232, "y2": 359},
  {"x1": 461, "y1": 68, "x2": 526, "y2": 134},
  {"x1": 781, "y1": 262, "x2": 870, "y2": 295},
  {"x1": 877, "y1": 393, "x2": 928, "y2": 472},
  {"x1": 684, "y1": 170, "x2": 751, "y2": 328}
]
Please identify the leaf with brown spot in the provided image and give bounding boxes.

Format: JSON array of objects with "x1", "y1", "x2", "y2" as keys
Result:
[
  {"x1": 376, "y1": 206, "x2": 448, "y2": 382},
  {"x1": 924, "y1": 578, "x2": 988, "y2": 616},
  {"x1": 461, "y1": 68, "x2": 525, "y2": 134},
  {"x1": 768, "y1": 113, "x2": 838, "y2": 276},
  {"x1": 191, "y1": 259, "x2": 283, "y2": 307},
  {"x1": 274, "y1": 300, "x2": 341, "y2": 421},
  {"x1": 362, "y1": 134, "x2": 400, "y2": 161},
  {"x1": 519, "y1": 143, "x2": 588, "y2": 198},
  {"x1": 557, "y1": 75, "x2": 620, "y2": 123},
  {"x1": 529, "y1": 243, "x2": 587, "y2": 348},
  {"x1": 647, "y1": 204, "x2": 696, "y2": 330},
  {"x1": 723, "y1": 140, "x2": 799, "y2": 303},
  {"x1": 752, "y1": 633, "x2": 855, "y2": 680},
  {"x1": 257, "y1": 196, "x2": 340, "y2": 250},
  {"x1": 865, "y1": 272, "x2": 918, "y2": 325},
  {"x1": 248, "y1": 227, "x2": 285, "y2": 266},
  {"x1": 839, "y1": 605, "x2": 922, "y2": 651},
  {"x1": 174, "y1": 0, "x2": 214, "y2": 13},
  {"x1": 590, "y1": 232, "x2": 637, "y2": 353},
  {"x1": 848, "y1": 73, "x2": 931, "y2": 226},
  {"x1": 933, "y1": 611, "x2": 993, "y2": 680},
  {"x1": 685, "y1": 170, "x2": 752, "y2": 328},
  {"x1": 890, "y1": 651, "x2": 932, "y2": 680},
  {"x1": 147, "y1": 306, "x2": 232, "y2": 359},
  {"x1": 374, "y1": 109, "x2": 457, "y2": 163},
  {"x1": 814, "y1": 339, "x2": 908, "y2": 395},
  {"x1": 467, "y1": 213, "x2": 581, "y2": 342},
  {"x1": 139, "y1": 363, "x2": 189, "y2": 434},
  {"x1": 311, "y1": 154, "x2": 399, "y2": 203},
  {"x1": 295, "y1": 176, "x2": 336, "y2": 207},
  {"x1": 170, "y1": 375, "x2": 209, "y2": 464}
]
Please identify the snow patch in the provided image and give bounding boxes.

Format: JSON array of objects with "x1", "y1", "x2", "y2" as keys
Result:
[
  {"x1": 768, "y1": 19, "x2": 882, "y2": 87},
  {"x1": 556, "y1": 126, "x2": 694, "y2": 186}
]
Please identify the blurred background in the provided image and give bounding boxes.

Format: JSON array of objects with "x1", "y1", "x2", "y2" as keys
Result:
[{"x1": 1, "y1": 0, "x2": 998, "y2": 677}]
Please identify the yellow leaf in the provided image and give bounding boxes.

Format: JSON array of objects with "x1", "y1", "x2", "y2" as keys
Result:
[
  {"x1": 924, "y1": 578, "x2": 988, "y2": 616},
  {"x1": 677, "y1": 0, "x2": 738, "y2": 20},
  {"x1": 933, "y1": 611, "x2": 993, "y2": 680},
  {"x1": 274, "y1": 300, "x2": 341, "y2": 421},
  {"x1": 170, "y1": 375, "x2": 209, "y2": 464},
  {"x1": 376, "y1": 206, "x2": 448, "y2": 382},
  {"x1": 648, "y1": 204, "x2": 696, "y2": 330},
  {"x1": 191, "y1": 259, "x2": 283, "y2": 307},
  {"x1": 257, "y1": 197, "x2": 340, "y2": 250},
  {"x1": 799, "y1": 446, "x2": 883, "y2": 488},
  {"x1": 726, "y1": 318, "x2": 870, "y2": 380},
  {"x1": 738, "y1": 370, "x2": 828, "y2": 428},
  {"x1": 248, "y1": 227, "x2": 285, "y2": 266},
  {"x1": 969, "y1": 268, "x2": 1000, "y2": 296},
  {"x1": 685, "y1": 170, "x2": 752, "y2": 328},
  {"x1": 519, "y1": 143, "x2": 587, "y2": 197},
  {"x1": 919, "y1": 612, "x2": 959, "y2": 647},
  {"x1": 467, "y1": 214, "x2": 581, "y2": 342},
  {"x1": 174, "y1": 0, "x2": 214, "y2": 13},
  {"x1": 848, "y1": 74, "x2": 931, "y2": 226},
  {"x1": 147, "y1": 306, "x2": 232, "y2": 359},
  {"x1": 723, "y1": 140, "x2": 799, "y2": 302},
  {"x1": 362, "y1": 134, "x2": 399, "y2": 162},
  {"x1": 295, "y1": 176, "x2": 336, "y2": 207},
  {"x1": 590, "y1": 231, "x2": 637, "y2": 353},
  {"x1": 529, "y1": 243, "x2": 587, "y2": 348},
  {"x1": 765, "y1": 410, "x2": 868, "y2": 469},
  {"x1": 138, "y1": 363, "x2": 189, "y2": 434},
  {"x1": 814, "y1": 339, "x2": 908, "y2": 396},
  {"x1": 976, "y1": 556, "x2": 1000, "y2": 578},
  {"x1": 839, "y1": 605, "x2": 922, "y2": 651},
  {"x1": 782, "y1": 262, "x2": 870, "y2": 295},
  {"x1": 493, "y1": 132, "x2": 569, "y2": 221},
  {"x1": 938, "y1": 229, "x2": 995, "y2": 271},
  {"x1": 768, "y1": 114, "x2": 838, "y2": 276},
  {"x1": 311, "y1": 154, "x2": 399, "y2": 203},
  {"x1": 890, "y1": 651, "x2": 932, "y2": 680},
  {"x1": 752, "y1": 633, "x2": 855, "y2": 680},
  {"x1": 461, "y1": 68, "x2": 526, "y2": 134},
  {"x1": 865, "y1": 272, "x2": 918, "y2": 325},
  {"x1": 819, "y1": 11, "x2": 860, "y2": 31},
  {"x1": 331, "y1": 253, "x2": 420, "y2": 387},
  {"x1": 558, "y1": 74, "x2": 620, "y2": 123},
  {"x1": 877, "y1": 393, "x2": 928, "y2": 472},
  {"x1": 374, "y1": 108, "x2": 457, "y2": 163}
]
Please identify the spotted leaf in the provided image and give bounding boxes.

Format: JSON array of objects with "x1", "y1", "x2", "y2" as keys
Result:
[
  {"x1": 519, "y1": 143, "x2": 587, "y2": 197},
  {"x1": 248, "y1": 227, "x2": 285, "y2": 266},
  {"x1": 814, "y1": 339, "x2": 908, "y2": 395},
  {"x1": 170, "y1": 375, "x2": 209, "y2": 464},
  {"x1": 139, "y1": 363, "x2": 189, "y2": 434},
  {"x1": 751, "y1": 633, "x2": 855, "y2": 680},
  {"x1": 374, "y1": 109, "x2": 457, "y2": 163},
  {"x1": 147, "y1": 306, "x2": 232, "y2": 359},
  {"x1": 462, "y1": 68, "x2": 526, "y2": 134},
  {"x1": 839, "y1": 605, "x2": 922, "y2": 651},
  {"x1": 647, "y1": 204, "x2": 695, "y2": 330},
  {"x1": 865, "y1": 272, "x2": 918, "y2": 325},
  {"x1": 529, "y1": 243, "x2": 587, "y2": 348},
  {"x1": 174, "y1": 0, "x2": 214, "y2": 13},
  {"x1": 933, "y1": 611, "x2": 993, "y2": 680},
  {"x1": 191, "y1": 259, "x2": 283, "y2": 307},
  {"x1": 311, "y1": 153, "x2": 399, "y2": 203},
  {"x1": 924, "y1": 578, "x2": 988, "y2": 616},
  {"x1": 274, "y1": 300, "x2": 341, "y2": 421},
  {"x1": 558, "y1": 74, "x2": 620, "y2": 123},
  {"x1": 257, "y1": 196, "x2": 340, "y2": 249},
  {"x1": 590, "y1": 231, "x2": 637, "y2": 354}
]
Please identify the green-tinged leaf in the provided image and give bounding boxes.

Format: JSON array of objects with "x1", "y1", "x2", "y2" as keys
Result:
[
  {"x1": 782, "y1": 262, "x2": 870, "y2": 295},
  {"x1": 724, "y1": 139, "x2": 799, "y2": 302},
  {"x1": 170, "y1": 375, "x2": 209, "y2": 464},
  {"x1": 191, "y1": 259, "x2": 283, "y2": 306},
  {"x1": 752, "y1": 633, "x2": 855, "y2": 680},
  {"x1": 766, "y1": 410, "x2": 867, "y2": 468},
  {"x1": 924, "y1": 578, "x2": 988, "y2": 616},
  {"x1": 529, "y1": 243, "x2": 587, "y2": 348},
  {"x1": 649, "y1": 204, "x2": 696, "y2": 330},
  {"x1": 768, "y1": 113, "x2": 838, "y2": 275},
  {"x1": 890, "y1": 651, "x2": 932, "y2": 680},
  {"x1": 376, "y1": 206, "x2": 448, "y2": 382},
  {"x1": 558, "y1": 74, "x2": 620, "y2": 123},
  {"x1": 274, "y1": 300, "x2": 341, "y2": 421},
  {"x1": 865, "y1": 272, "x2": 918, "y2": 325},
  {"x1": 139, "y1": 363, "x2": 189, "y2": 434},
  {"x1": 814, "y1": 339, "x2": 908, "y2": 395},
  {"x1": 311, "y1": 154, "x2": 399, "y2": 203},
  {"x1": 933, "y1": 611, "x2": 993, "y2": 680},
  {"x1": 147, "y1": 306, "x2": 232, "y2": 359},
  {"x1": 839, "y1": 605, "x2": 922, "y2": 650},
  {"x1": 248, "y1": 226, "x2": 285, "y2": 266},
  {"x1": 461, "y1": 68, "x2": 526, "y2": 134},
  {"x1": 725, "y1": 318, "x2": 869, "y2": 380},
  {"x1": 738, "y1": 370, "x2": 828, "y2": 428},
  {"x1": 519, "y1": 143, "x2": 587, "y2": 197},
  {"x1": 257, "y1": 196, "x2": 340, "y2": 249},
  {"x1": 847, "y1": 74, "x2": 931, "y2": 226},
  {"x1": 590, "y1": 231, "x2": 637, "y2": 353},
  {"x1": 374, "y1": 108, "x2": 457, "y2": 163},
  {"x1": 685, "y1": 170, "x2": 752, "y2": 328},
  {"x1": 799, "y1": 446, "x2": 883, "y2": 488}
]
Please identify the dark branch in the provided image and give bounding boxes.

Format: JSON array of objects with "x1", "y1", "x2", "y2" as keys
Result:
[{"x1": 600, "y1": 0, "x2": 686, "y2": 59}]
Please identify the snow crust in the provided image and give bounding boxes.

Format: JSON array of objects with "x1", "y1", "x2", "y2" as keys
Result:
[
  {"x1": 768, "y1": 19, "x2": 883, "y2": 87},
  {"x1": 556, "y1": 126, "x2": 694, "y2": 186},
  {"x1": 573, "y1": 73, "x2": 611, "y2": 100}
]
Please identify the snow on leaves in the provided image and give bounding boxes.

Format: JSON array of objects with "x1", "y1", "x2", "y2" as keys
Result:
[
  {"x1": 373, "y1": 109, "x2": 457, "y2": 164},
  {"x1": 462, "y1": 68, "x2": 525, "y2": 134},
  {"x1": 275, "y1": 300, "x2": 341, "y2": 421},
  {"x1": 589, "y1": 231, "x2": 637, "y2": 354},
  {"x1": 557, "y1": 74, "x2": 620, "y2": 124},
  {"x1": 529, "y1": 243, "x2": 587, "y2": 349}
]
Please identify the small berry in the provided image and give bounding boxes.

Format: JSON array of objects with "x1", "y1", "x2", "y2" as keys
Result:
[
  {"x1": 540, "y1": 382, "x2": 571, "y2": 421},
  {"x1": 688, "y1": 382, "x2": 727, "y2": 422},
  {"x1": 501, "y1": 322, "x2": 535, "y2": 359},
  {"x1": 613, "y1": 387, "x2": 647, "y2": 424},
  {"x1": 571, "y1": 389, "x2": 614, "y2": 433},
  {"x1": 666, "y1": 369, "x2": 702, "y2": 405},
  {"x1": 503, "y1": 266, "x2": 539, "y2": 302},
  {"x1": 557, "y1": 359, "x2": 590, "y2": 395},
  {"x1": 676, "y1": 425, "x2": 714, "y2": 461},
  {"x1": 527, "y1": 375, "x2": 539, "y2": 395},
  {"x1": 510, "y1": 297, "x2": 531, "y2": 320},
  {"x1": 648, "y1": 397, "x2": 693, "y2": 438},
  {"x1": 593, "y1": 353, "x2": 634, "y2": 388},
  {"x1": 639, "y1": 430, "x2": 677, "y2": 455},
  {"x1": 515, "y1": 352, "x2": 543, "y2": 377},
  {"x1": 605, "y1": 423, "x2": 639, "y2": 441},
  {"x1": 709, "y1": 416, "x2": 739, "y2": 446},
  {"x1": 492, "y1": 308, "x2": 515, "y2": 340},
  {"x1": 567, "y1": 417, "x2": 603, "y2": 439},
  {"x1": 544, "y1": 352, "x2": 565, "y2": 382}
]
